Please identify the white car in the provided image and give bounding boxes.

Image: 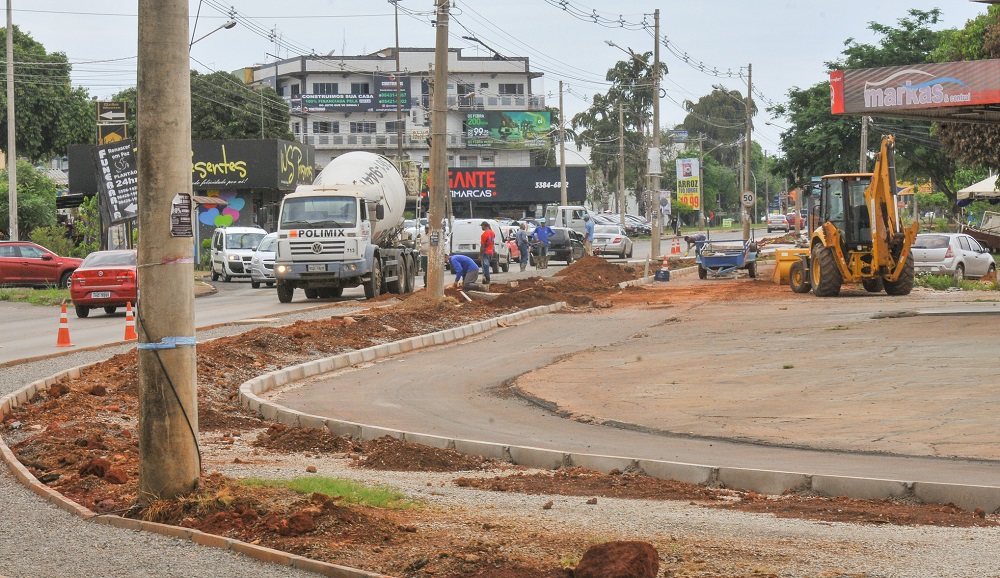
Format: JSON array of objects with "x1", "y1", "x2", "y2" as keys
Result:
[
  {"x1": 448, "y1": 218, "x2": 511, "y2": 273},
  {"x1": 912, "y1": 233, "x2": 996, "y2": 281},
  {"x1": 249, "y1": 232, "x2": 278, "y2": 289},
  {"x1": 593, "y1": 225, "x2": 634, "y2": 258},
  {"x1": 210, "y1": 226, "x2": 267, "y2": 282}
]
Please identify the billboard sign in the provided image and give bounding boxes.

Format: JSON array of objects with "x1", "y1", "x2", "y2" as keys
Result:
[
  {"x1": 675, "y1": 157, "x2": 700, "y2": 209},
  {"x1": 92, "y1": 140, "x2": 139, "y2": 225},
  {"x1": 293, "y1": 74, "x2": 412, "y2": 113},
  {"x1": 422, "y1": 166, "x2": 586, "y2": 203},
  {"x1": 465, "y1": 111, "x2": 551, "y2": 149},
  {"x1": 831, "y1": 59, "x2": 1000, "y2": 116}
]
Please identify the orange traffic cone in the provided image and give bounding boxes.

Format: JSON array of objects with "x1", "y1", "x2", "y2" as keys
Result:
[
  {"x1": 56, "y1": 302, "x2": 74, "y2": 347},
  {"x1": 670, "y1": 238, "x2": 682, "y2": 255},
  {"x1": 124, "y1": 302, "x2": 138, "y2": 341},
  {"x1": 661, "y1": 255, "x2": 669, "y2": 271}
]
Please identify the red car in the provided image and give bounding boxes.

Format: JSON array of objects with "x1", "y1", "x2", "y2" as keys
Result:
[
  {"x1": 0, "y1": 241, "x2": 83, "y2": 288},
  {"x1": 69, "y1": 250, "x2": 138, "y2": 318}
]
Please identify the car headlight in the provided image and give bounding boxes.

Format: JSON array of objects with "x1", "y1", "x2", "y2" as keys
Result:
[{"x1": 227, "y1": 254, "x2": 240, "y2": 261}]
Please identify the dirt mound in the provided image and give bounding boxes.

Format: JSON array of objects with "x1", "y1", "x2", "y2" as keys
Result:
[
  {"x1": 253, "y1": 424, "x2": 357, "y2": 454},
  {"x1": 553, "y1": 256, "x2": 640, "y2": 290},
  {"x1": 357, "y1": 436, "x2": 499, "y2": 472}
]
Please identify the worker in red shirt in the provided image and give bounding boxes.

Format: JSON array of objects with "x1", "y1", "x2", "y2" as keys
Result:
[{"x1": 479, "y1": 221, "x2": 495, "y2": 285}]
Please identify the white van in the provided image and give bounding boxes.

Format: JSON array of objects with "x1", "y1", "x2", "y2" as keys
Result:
[
  {"x1": 210, "y1": 226, "x2": 267, "y2": 282},
  {"x1": 448, "y1": 219, "x2": 510, "y2": 273}
]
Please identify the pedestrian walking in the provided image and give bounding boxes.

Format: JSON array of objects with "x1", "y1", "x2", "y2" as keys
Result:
[
  {"x1": 448, "y1": 253, "x2": 481, "y2": 291},
  {"x1": 532, "y1": 218, "x2": 555, "y2": 269},
  {"x1": 583, "y1": 214, "x2": 594, "y2": 256},
  {"x1": 515, "y1": 222, "x2": 531, "y2": 272},
  {"x1": 479, "y1": 221, "x2": 495, "y2": 285}
]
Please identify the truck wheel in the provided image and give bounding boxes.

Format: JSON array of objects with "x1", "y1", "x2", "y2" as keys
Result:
[
  {"x1": 405, "y1": 256, "x2": 416, "y2": 293},
  {"x1": 276, "y1": 281, "x2": 294, "y2": 303},
  {"x1": 789, "y1": 261, "x2": 811, "y2": 293},
  {"x1": 364, "y1": 261, "x2": 382, "y2": 299},
  {"x1": 884, "y1": 253, "x2": 915, "y2": 295},
  {"x1": 862, "y1": 278, "x2": 884, "y2": 293},
  {"x1": 491, "y1": 257, "x2": 500, "y2": 274},
  {"x1": 698, "y1": 265, "x2": 707, "y2": 279},
  {"x1": 331, "y1": 287, "x2": 344, "y2": 297},
  {"x1": 304, "y1": 288, "x2": 319, "y2": 299},
  {"x1": 223, "y1": 271, "x2": 231, "y2": 282},
  {"x1": 251, "y1": 281, "x2": 260, "y2": 289},
  {"x1": 501, "y1": 256, "x2": 510, "y2": 273},
  {"x1": 746, "y1": 261, "x2": 757, "y2": 278},
  {"x1": 389, "y1": 258, "x2": 406, "y2": 294},
  {"x1": 811, "y1": 244, "x2": 842, "y2": 297}
]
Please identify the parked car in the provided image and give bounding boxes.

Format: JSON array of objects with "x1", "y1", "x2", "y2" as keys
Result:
[
  {"x1": 593, "y1": 225, "x2": 634, "y2": 258},
  {"x1": 767, "y1": 214, "x2": 789, "y2": 233},
  {"x1": 0, "y1": 241, "x2": 83, "y2": 288},
  {"x1": 69, "y1": 249, "x2": 138, "y2": 318},
  {"x1": 210, "y1": 226, "x2": 267, "y2": 282},
  {"x1": 912, "y1": 233, "x2": 996, "y2": 281},
  {"x1": 786, "y1": 211, "x2": 806, "y2": 230},
  {"x1": 534, "y1": 227, "x2": 585, "y2": 264},
  {"x1": 249, "y1": 232, "x2": 278, "y2": 289},
  {"x1": 448, "y1": 218, "x2": 510, "y2": 273}
]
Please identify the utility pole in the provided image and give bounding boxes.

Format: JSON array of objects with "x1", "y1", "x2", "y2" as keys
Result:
[
  {"x1": 618, "y1": 101, "x2": 625, "y2": 228},
  {"x1": 649, "y1": 8, "x2": 662, "y2": 259},
  {"x1": 742, "y1": 62, "x2": 752, "y2": 241},
  {"x1": 859, "y1": 115, "x2": 869, "y2": 172},
  {"x1": 136, "y1": 0, "x2": 199, "y2": 504},
  {"x1": 426, "y1": 0, "x2": 449, "y2": 300},
  {"x1": 698, "y1": 135, "x2": 705, "y2": 228},
  {"x1": 6, "y1": 0, "x2": 16, "y2": 241},
  {"x1": 392, "y1": 0, "x2": 404, "y2": 165},
  {"x1": 559, "y1": 80, "x2": 567, "y2": 206}
]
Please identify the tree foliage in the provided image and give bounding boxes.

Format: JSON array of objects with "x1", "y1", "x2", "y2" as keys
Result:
[
  {"x1": 678, "y1": 89, "x2": 755, "y2": 167},
  {"x1": 0, "y1": 26, "x2": 93, "y2": 162},
  {"x1": 0, "y1": 160, "x2": 58, "y2": 238}
]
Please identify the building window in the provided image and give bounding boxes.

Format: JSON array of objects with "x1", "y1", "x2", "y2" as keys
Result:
[
  {"x1": 457, "y1": 83, "x2": 475, "y2": 97},
  {"x1": 351, "y1": 82, "x2": 371, "y2": 95},
  {"x1": 290, "y1": 83, "x2": 301, "y2": 97},
  {"x1": 292, "y1": 122, "x2": 301, "y2": 135},
  {"x1": 499, "y1": 83, "x2": 524, "y2": 95},
  {"x1": 480, "y1": 82, "x2": 489, "y2": 89},
  {"x1": 480, "y1": 154, "x2": 494, "y2": 164},
  {"x1": 386, "y1": 120, "x2": 406, "y2": 133},
  {"x1": 459, "y1": 155, "x2": 477, "y2": 168},
  {"x1": 349, "y1": 121, "x2": 377, "y2": 134},
  {"x1": 313, "y1": 121, "x2": 340, "y2": 134},
  {"x1": 312, "y1": 82, "x2": 338, "y2": 94}
]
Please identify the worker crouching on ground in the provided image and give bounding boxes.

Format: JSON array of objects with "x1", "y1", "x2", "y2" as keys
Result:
[{"x1": 448, "y1": 253, "x2": 482, "y2": 291}]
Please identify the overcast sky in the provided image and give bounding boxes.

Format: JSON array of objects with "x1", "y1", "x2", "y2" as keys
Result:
[{"x1": 12, "y1": 0, "x2": 990, "y2": 154}]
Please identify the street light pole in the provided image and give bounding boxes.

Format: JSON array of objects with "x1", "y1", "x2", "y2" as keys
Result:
[
  {"x1": 742, "y1": 63, "x2": 752, "y2": 241},
  {"x1": 390, "y1": 0, "x2": 404, "y2": 165},
  {"x1": 559, "y1": 80, "x2": 567, "y2": 206},
  {"x1": 189, "y1": 20, "x2": 236, "y2": 48},
  {"x1": 650, "y1": 9, "x2": 662, "y2": 260},
  {"x1": 6, "y1": 0, "x2": 16, "y2": 241}
]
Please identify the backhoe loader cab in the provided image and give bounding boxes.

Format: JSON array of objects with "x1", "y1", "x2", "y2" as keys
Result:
[{"x1": 788, "y1": 135, "x2": 919, "y2": 297}]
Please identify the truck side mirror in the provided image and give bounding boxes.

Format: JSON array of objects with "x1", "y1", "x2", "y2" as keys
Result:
[{"x1": 375, "y1": 204, "x2": 385, "y2": 220}]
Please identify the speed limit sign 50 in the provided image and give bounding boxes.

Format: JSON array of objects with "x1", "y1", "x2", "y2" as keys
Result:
[{"x1": 741, "y1": 191, "x2": 755, "y2": 208}]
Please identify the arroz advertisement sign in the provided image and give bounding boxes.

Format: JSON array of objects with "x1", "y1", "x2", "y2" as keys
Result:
[{"x1": 830, "y1": 59, "x2": 1000, "y2": 115}]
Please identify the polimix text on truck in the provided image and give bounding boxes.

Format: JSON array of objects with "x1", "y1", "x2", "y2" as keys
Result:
[{"x1": 273, "y1": 151, "x2": 417, "y2": 302}]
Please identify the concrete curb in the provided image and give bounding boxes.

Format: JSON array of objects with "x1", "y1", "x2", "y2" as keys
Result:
[{"x1": 238, "y1": 301, "x2": 1000, "y2": 513}]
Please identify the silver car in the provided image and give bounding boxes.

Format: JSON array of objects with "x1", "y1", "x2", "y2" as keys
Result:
[
  {"x1": 593, "y1": 225, "x2": 634, "y2": 258},
  {"x1": 912, "y1": 233, "x2": 995, "y2": 281},
  {"x1": 249, "y1": 232, "x2": 278, "y2": 289}
]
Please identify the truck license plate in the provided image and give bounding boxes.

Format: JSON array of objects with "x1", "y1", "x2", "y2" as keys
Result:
[
  {"x1": 307, "y1": 264, "x2": 326, "y2": 272},
  {"x1": 91, "y1": 291, "x2": 111, "y2": 298}
]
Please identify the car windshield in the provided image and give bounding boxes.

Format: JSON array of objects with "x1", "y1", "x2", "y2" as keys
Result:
[
  {"x1": 256, "y1": 236, "x2": 277, "y2": 252},
  {"x1": 913, "y1": 235, "x2": 950, "y2": 249},
  {"x1": 226, "y1": 232, "x2": 265, "y2": 249},
  {"x1": 81, "y1": 251, "x2": 137, "y2": 267}
]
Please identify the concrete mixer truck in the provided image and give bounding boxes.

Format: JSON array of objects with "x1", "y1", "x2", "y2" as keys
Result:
[{"x1": 273, "y1": 151, "x2": 418, "y2": 302}]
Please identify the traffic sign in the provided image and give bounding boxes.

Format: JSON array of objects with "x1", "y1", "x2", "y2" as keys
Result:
[
  {"x1": 96, "y1": 101, "x2": 127, "y2": 122},
  {"x1": 741, "y1": 190, "x2": 755, "y2": 208}
]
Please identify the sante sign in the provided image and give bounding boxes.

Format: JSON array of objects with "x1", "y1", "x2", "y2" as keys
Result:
[{"x1": 831, "y1": 59, "x2": 1000, "y2": 115}]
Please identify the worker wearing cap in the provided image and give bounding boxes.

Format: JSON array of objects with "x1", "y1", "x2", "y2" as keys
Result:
[
  {"x1": 583, "y1": 214, "x2": 594, "y2": 256},
  {"x1": 532, "y1": 218, "x2": 555, "y2": 269},
  {"x1": 479, "y1": 221, "x2": 495, "y2": 285}
]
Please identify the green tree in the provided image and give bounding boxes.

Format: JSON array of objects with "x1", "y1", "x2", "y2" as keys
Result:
[
  {"x1": 0, "y1": 160, "x2": 58, "y2": 238},
  {"x1": 28, "y1": 224, "x2": 74, "y2": 257},
  {"x1": 679, "y1": 89, "x2": 754, "y2": 167},
  {"x1": 71, "y1": 195, "x2": 101, "y2": 257},
  {"x1": 0, "y1": 26, "x2": 93, "y2": 162}
]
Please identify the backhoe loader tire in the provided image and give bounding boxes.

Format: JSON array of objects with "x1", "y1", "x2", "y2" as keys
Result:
[
  {"x1": 883, "y1": 253, "x2": 915, "y2": 296},
  {"x1": 862, "y1": 278, "x2": 884, "y2": 293},
  {"x1": 811, "y1": 244, "x2": 842, "y2": 297},
  {"x1": 789, "y1": 261, "x2": 811, "y2": 293}
]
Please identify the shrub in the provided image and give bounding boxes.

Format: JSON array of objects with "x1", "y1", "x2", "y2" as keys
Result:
[{"x1": 28, "y1": 224, "x2": 75, "y2": 257}]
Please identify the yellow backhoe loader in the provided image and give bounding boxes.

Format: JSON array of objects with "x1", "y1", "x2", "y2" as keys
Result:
[{"x1": 788, "y1": 135, "x2": 919, "y2": 296}]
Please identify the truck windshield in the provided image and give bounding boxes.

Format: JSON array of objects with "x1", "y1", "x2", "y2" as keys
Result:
[{"x1": 280, "y1": 197, "x2": 357, "y2": 228}]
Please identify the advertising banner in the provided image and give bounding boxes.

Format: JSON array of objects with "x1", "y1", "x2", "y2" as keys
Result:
[
  {"x1": 92, "y1": 140, "x2": 139, "y2": 225},
  {"x1": 293, "y1": 74, "x2": 412, "y2": 113},
  {"x1": 423, "y1": 166, "x2": 586, "y2": 203},
  {"x1": 659, "y1": 190, "x2": 672, "y2": 217},
  {"x1": 676, "y1": 158, "x2": 700, "y2": 209},
  {"x1": 465, "y1": 111, "x2": 551, "y2": 149},
  {"x1": 831, "y1": 59, "x2": 1000, "y2": 115}
]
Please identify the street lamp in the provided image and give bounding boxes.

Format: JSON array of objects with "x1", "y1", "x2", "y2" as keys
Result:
[
  {"x1": 461, "y1": 35, "x2": 507, "y2": 60},
  {"x1": 190, "y1": 20, "x2": 237, "y2": 48}
]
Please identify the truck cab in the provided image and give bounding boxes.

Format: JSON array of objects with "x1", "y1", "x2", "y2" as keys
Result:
[{"x1": 544, "y1": 205, "x2": 595, "y2": 235}]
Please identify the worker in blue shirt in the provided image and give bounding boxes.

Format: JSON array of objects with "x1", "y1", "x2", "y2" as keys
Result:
[
  {"x1": 532, "y1": 218, "x2": 555, "y2": 269},
  {"x1": 583, "y1": 214, "x2": 594, "y2": 256},
  {"x1": 448, "y1": 253, "x2": 480, "y2": 290}
]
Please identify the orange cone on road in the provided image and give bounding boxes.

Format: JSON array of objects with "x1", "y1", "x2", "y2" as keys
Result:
[
  {"x1": 124, "y1": 302, "x2": 137, "y2": 341},
  {"x1": 56, "y1": 303, "x2": 74, "y2": 347},
  {"x1": 661, "y1": 255, "x2": 669, "y2": 271},
  {"x1": 670, "y1": 238, "x2": 682, "y2": 255}
]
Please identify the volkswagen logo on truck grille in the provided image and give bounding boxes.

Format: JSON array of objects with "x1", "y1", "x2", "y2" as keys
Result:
[{"x1": 311, "y1": 242, "x2": 324, "y2": 254}]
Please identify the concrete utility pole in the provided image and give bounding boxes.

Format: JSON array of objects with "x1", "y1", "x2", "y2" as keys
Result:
[
  {"x1": 649, "y1": 9, "x2": 662, "y2": 259},
  {"x1": 6, "y1": 0, "x2": 16, "y2": 241},
  {"x1": 392, "y1": 0, "x2": 404, "y2": 165},
  {"x1": 426, "y1": 0, "x2": 449, "y2": 300},
  {"x1": 136, "y1": 0, "x2": 200, "y2": 504},
  {"x1": 559, "y1": 80, "x2": 567, "y2": 206},
  {"x1": 618, "y1": 101, "x2": 625, "y2": 229},
  {"x1": 742, "y1": 63, "x2": 752, "y2": 241},
  {"x1": 698, "y1": 135, "x2": 705, "y2": 228},
  {"x1": 859, "y1": 115, "x2": 869, "y2": 172}
]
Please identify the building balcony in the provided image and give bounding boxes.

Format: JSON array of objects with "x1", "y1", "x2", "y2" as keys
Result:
[{"x1": 298, "y1": 132, "x2": 469, "y2": 149}]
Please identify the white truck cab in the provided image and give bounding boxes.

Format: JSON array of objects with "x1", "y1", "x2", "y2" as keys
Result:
[{"x1": 544, "y1": 205, "x2": 595, "y2": 235}]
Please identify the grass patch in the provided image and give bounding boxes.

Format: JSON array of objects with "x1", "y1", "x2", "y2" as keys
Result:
[
  {"x1": 916, "y1": 274, "x2": 999, "y2": 292},
  {"x1": 782, "y1": 364, "x2": 794, "y2": 369},
  {"x1": 0, "y1": 287, "x2": 70, "y2": 306},
  {"x1": 240, "y1": 476, "x2": 417, "y2": 509}
]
